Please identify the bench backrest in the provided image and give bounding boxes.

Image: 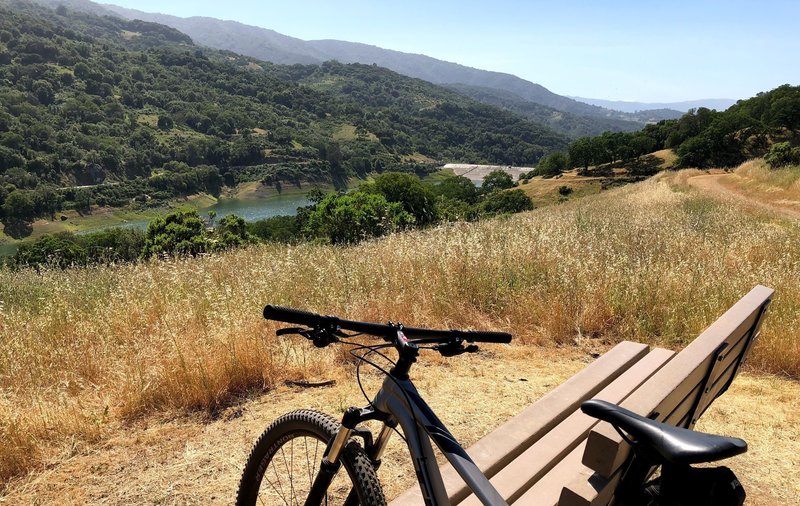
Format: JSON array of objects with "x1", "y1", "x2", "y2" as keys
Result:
[{"x1": 560, "y1": 284, "x2": 774, "y2": 506}]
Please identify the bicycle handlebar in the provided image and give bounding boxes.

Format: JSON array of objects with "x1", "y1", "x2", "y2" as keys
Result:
[{"x1": 263, "y1": 305, "x2": 512, "y2": 344}]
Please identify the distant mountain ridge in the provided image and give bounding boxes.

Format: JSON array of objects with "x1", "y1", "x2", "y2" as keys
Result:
[
  {"x1": 92, "y1": 2, "x2": 668, "y2": 133},
  {"x1": 36, "y1": 1, "x2": 689, "y2": 134},
  {"x1": 572, "y1": 97, "x2": 737, "y2": 113}
]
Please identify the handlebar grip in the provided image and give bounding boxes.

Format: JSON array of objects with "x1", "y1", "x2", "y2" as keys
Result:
[
  {"x1": 458, "y1": 330, "x2": 513, "y2": 344},
  {"x1": 263, "y1": 305, "x2": 327, "y2": 326}
]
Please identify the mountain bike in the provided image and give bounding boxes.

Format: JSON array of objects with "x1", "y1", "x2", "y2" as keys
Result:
[{"x1": 236, "y1": 306, "x2": 749, "y2": 506}]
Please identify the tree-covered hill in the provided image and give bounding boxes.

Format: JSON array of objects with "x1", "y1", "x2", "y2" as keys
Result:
[
  {"x1": 561, "y1": 85, "x2": 800, "y2": 171},
  {"x1": 87, "y1": 1, "x2": 659, "y2": 130},
  {"x1": 0, "y1": 0, "x2": 569, "y2": 230},
  {"x1": 444, "y1": 83, "x2": 645, "y2": 138}
]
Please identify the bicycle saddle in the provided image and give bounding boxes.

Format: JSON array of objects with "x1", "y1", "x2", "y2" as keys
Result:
[{"x1": 581, "y1": 399, "x2": 747, "y2": 465}]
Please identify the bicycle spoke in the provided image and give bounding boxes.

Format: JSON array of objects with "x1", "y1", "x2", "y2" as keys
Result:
[
  {"x1": 271, "y1": 449, "x2": 291, "y2": 504},
  {"x1": 305, "y1": 437, "x2": 313, "y2": 490},
  {"x1": 264, "y1": 472, "x2": 290, "y2": 505},
  {"x1": 289, "y1": 438, "x2": 296, "y2": 504}
]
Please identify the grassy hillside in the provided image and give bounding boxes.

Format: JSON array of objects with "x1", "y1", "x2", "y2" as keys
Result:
[{"x1": 2, "y1": 164, "x2": 799, "y2": 484}]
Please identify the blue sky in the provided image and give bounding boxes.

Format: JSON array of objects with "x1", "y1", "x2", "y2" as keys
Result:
[{"x1": 105, "y1": 0, "x2": 800, "y2": 103}]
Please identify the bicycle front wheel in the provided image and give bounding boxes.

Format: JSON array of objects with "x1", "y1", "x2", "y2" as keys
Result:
[{"x1": 236, "y1": 409, "x2": 387, "y2": 506}]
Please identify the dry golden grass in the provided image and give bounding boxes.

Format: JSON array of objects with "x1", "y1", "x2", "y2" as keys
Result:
[
  {"x1": 735, "y1": 159, "x2": 800, "y2": 195},
  {"x1": 2, "y1": 172, "x2": 800, "y2": 488},
  {"x1": 651, "y1": 148, "x2": 678, "y2": 169},
  {"x1": 519, "y1": 170, "x2": 604, "y2": 207}
]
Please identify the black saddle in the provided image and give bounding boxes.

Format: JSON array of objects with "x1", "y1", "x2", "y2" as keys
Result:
[{"x1": 581, "y1": 399, "x2": 747, "y2": 465}]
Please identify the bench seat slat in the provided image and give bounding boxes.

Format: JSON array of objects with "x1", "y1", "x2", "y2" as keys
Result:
[
  {"x1": 458, "y1": 348, "x2": 675, "y2": 505},
  {"x1": 516, "y1": 443, "x2": 586, "y2": 506},
  {"x1": 389, "y1": 341, "x2": 650, "y2": 506}
]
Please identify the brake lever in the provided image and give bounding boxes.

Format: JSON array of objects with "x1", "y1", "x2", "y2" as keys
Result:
[
  {"x1": 276, "y1": 327, "x2": 311, "y2": 337},
  {"x1": 434, "y1": 341, "x2": 480, "y2": 357}
]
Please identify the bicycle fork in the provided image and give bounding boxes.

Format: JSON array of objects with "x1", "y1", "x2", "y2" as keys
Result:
[{"x1": 305, "y1": 405, "x2": 395, "y2": 506}]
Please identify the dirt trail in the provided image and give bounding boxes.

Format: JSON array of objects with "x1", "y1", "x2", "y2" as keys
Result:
[
  {"x1": 687, "y1": 173, "x2": 800, "y2": 221},
  {"x1": 2, "y1": 346, "x2": 797, "y2": 505}
]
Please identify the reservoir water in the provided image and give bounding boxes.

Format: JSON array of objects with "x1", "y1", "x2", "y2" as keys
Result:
[
  {"x1": 0, "y1": 192, "x2": 312, "y2": 257},
  {"x1": 85, "y1": 192, "x2": 312, "y2": 233}
]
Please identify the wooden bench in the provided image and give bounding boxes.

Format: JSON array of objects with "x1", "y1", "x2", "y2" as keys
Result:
[{"x1": 390, "y1": 285, "x2": 773, "y2": 505}]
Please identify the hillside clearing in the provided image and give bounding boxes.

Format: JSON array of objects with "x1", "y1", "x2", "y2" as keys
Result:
[{"x1": 519, "y1": 170, "x2": 605, "y2": 207}]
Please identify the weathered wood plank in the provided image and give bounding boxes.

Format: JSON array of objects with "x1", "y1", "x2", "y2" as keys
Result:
[
  {"x1": 558, "y1": 468, "x2": 622, "y2": 506},
  {"x1": 579, "y1": 285, "x2": 772, "y2": 479},
  {"x1": 516, "y1": 442, "x2": 586, "y2": 506},
  {"x1": 389, "y1": 341, "x2": 650, "y2": 506},
  {"x1": 457, "y1": 348, "x2": 674, "y2": 505}
]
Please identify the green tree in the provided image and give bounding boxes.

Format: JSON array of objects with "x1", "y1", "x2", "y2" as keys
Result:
[
  {"x1": 435, "y1": 196, "x2": 477, "y2": 222},
  {"x1": 537, "y1": 152, "x2": 569, "y2": 177},
  {"x1": 12, "y1": 233, "x2": 87, "y2": 269},
  {"x1": 361, "y1": 172, "x2": 438, "y2": 226},
  {"x1": 247, "y1": 215, "x2": 301, "y2": 243},
  {"x1": 0, "y1": 145, "x2": 25, "y2": 172},
  {"x1": 214, "y1": 213, "x2": 250, "y2": 250},
  {"x1": 305, "y1": 191, "x2": 414, "y2": 244},
  {"x1": 568, "y1": 138, "x2": 595, "y2": 170},
  {"x1": 82, "y1": 228, "x2": 146, "y2": 263},
  {"x1": 157, "y1": 115, "x2": 174, "y2": 130},
  {"x1": 481, "y1": 170, "x2": 514, "y2": 193},
  {"x1": 32, "y1": 80, "x2": 55, "y2": 105},
  {"x1": 765, "y1": 142, "x2": 800, "y2": 168},
  {"x1": 2, "y1": 190, "x2": 36, "y2": 220},
  {"x1": 479, "y1": 189, "x2": 534, "y2": 216},
  {"x1": 141, "y1": 209, "x2": 209, "y2": 257},
  {"x1": 431, "y1": 174, "x2": 479, "y2": 204}
]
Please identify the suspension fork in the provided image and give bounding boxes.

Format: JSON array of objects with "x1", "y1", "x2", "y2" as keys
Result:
[{"x1": 305, "y1": 405, "x2": 393, "y2": 506}]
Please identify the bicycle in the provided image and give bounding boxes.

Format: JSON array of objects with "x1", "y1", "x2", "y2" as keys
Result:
[{"x1": 236, "y1": 305, "x2": 749, "y2": 506}]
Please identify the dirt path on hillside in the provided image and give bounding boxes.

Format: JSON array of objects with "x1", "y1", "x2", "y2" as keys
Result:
[
  {"x1": 2, "y1": 346, "x2": 797, "y2": 505},
  {"x1": 687, "y1": 173, "x2": 800, "y2": 221}
]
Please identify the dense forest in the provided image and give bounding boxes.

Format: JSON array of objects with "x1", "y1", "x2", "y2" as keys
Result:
[
  {"x1": 557, "y1": 85, "x2": 800, "y2": 172},
  {"x1": 0, "y1": 0, "x2": 568, "y2": 235}
]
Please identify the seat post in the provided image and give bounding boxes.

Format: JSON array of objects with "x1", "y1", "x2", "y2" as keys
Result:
[{"x1": 614, "y1": 452, "x2": 655, "y2": 505}]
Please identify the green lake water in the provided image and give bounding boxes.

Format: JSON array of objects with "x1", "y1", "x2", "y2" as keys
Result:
[{"x1": 0, "y1": 192, "x2": 311, "y2": 257}]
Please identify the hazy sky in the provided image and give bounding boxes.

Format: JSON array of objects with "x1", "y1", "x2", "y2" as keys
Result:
[{"x1": 105, "y1": 0, "x2": 799, "y2": 103}]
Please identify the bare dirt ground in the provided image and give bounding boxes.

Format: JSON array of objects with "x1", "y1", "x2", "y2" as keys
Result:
[
  {"x1": 2, "y1": 345, "x2": 797, "y2": 505},
  {"x1": 687, "y1": 172, "x2": 800, "y2": 221}
]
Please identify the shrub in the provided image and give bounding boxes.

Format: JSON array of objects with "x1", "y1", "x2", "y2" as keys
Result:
[
  {"x1": 141, "y1": 209, "x2": 209, "y2": 257},
  {"x1": 305, "y1": 191, "x2": 414, "y2": 244},
  {"x1": 11, "y1": 233, "x2": 87, "y2": 268},
  {"x1": 765, "y1": 142, "x2": 800, "y2": 168},
  {"x1": 481, "y1": 170, "x2": 514, "y2": 192},
  {"x1": 479, "y1": 189, "x2": 534, "y2": 216},
  {"x1": 360, "y1": 172, "x2": 438, "y2": 226},
  {"x1": 247, "y1": 215, "x2": 301, "y2": 243},
  {"x1": 537, "y1": 152, "x2": 569, "y2": 178}
]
